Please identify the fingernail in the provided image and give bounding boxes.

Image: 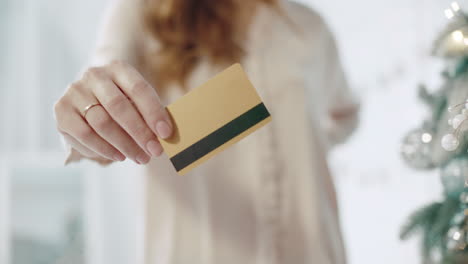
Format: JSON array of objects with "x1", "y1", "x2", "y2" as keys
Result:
[
  {"x1": 156, "y1": 121, "x2": 172, "y2": 139},
  {"x1": 136, "y1": 152, "x2": 150, "y2": 165},
  {"x1": 114, "y1": 153, "x2": 126, "y2": 162},
  {"x1": 146, "y1": 140, "x2": 163, "y2": 157}
]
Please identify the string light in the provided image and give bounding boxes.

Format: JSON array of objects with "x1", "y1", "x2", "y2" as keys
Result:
[
  {"x1": 421, "y1": 133, "x2": 433, "y2": 143},
  {"x1": 446, "y1": 9, "x2": 455, "y2": 19},
  {"x1": 452, "y1": 30, "x2": 465, "y2": 42}
]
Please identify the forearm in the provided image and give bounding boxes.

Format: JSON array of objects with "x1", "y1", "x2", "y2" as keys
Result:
[{"x1": 324, "y1": 103, "x2": 360, "y2": 148}]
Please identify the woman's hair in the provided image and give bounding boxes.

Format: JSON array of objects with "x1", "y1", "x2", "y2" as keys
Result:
[{"x1": 143, "y1": 0, "x2": 276, "y2": 89}]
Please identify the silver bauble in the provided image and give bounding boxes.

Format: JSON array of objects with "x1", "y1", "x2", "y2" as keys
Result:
[
  {"x1": 446, "y1": 207, "x2": 468, "y2": 257},
  {"x1": 401, "y1": 128, "x2": 435, "y2": 169},
  {"x1": 447, "y1": 225, "x2": 468, "y2": 252},
  {"x1": 442, "y1": 156, "x2": 468, "y2": 198},
  {"x1": 446, "y1": 189, "x2": 468, "y2": 256}
]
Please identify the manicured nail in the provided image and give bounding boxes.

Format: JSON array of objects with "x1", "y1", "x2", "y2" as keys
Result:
[
  {"x1": 136, "y1": 152, "x2": 150, "y2": 165},
  {"x1": 113, "y1": 153, "x2": 126, "y2": 162},
  {"x1": 146, "y1": 140, "x2": 163, "y2": 157},
  {"x1": 156, "y1": 121, "x2": 172, "y2": 139}
]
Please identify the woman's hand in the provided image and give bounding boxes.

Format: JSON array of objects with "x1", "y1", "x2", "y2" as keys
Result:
[{"x1": 54, "y1": 60, "x2": 173, "y2": 165}]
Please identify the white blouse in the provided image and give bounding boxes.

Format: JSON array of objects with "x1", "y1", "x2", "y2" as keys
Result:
[{"x1": 88, "y1": 0, "x2": 359, "y2": 263}]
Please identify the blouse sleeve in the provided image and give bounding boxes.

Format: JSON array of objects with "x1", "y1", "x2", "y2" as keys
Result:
[
  {"x1": 89, "y1": 0, "x2": 144, "y2": 66},
  {"x1": 309, "y1": 20, "x2": 360, "y2": 149}
]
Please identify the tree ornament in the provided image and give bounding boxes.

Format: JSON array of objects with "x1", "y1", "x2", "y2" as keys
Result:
[
  {"x1": 452, "y1": 114, "x2": 466, "y2": 129},
  {"x1": 433, "y1": 3, "x2": 468, "y2": 59},
  {"x1": 442, "y1": 156, "x2": 468, "y2": 198},
  {"x1": 442, "y1": 99, "x2": 468, "y2": 152},
  {"x1": 445, "y1": 188, "x2": 468, "y2": 259},
  {"x1": 446, "y1": 212, "x2": 468, "y2": 253},
  {"x1": 401, "y1": 128, "x2": 435, "y2": 169},
  {"x1": 442, "y1": 133, "x2": 461, "y2": 151}
]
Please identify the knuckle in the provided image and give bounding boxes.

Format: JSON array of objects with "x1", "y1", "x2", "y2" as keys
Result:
[
  {"x1": 129, "y1": 81, "x2": 150, "y2": 97},
  {"x1": 67, "y1": 81, "x2": 82, "y2": 91},
  {"x1": 75, "y1": 125, "x2": 93, "y2": 141},
  {"x1": 131, "y1": 122, "x2": 151, "y2": 141},
  {"x1": 84, "y1": 67, "x2": 106, "y2": 80},
  {"x1": 109, "y1": 59, "x2": 127, "y2": 68},
  {"x1": 106, "y1": 95, "x2": 128, "y2": 113},
  {"x1": 53, "y1": 99, "x2": 66, "y2": 114},
  {"x1": 92, "y1": 112, "x2": 113, "y2": 131}
]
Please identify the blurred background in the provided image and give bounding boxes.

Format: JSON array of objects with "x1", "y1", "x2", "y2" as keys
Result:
[{"x1": 0, "y1": 0, "x2": 458, "y2": 263}]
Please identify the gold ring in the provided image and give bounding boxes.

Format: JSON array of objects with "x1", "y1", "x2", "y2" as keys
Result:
[{"x1": 82, "y1": 103, "x2": 101, "y2": 119}]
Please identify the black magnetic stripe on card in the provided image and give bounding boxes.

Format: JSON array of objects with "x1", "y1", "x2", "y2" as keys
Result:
[{"x1": 170, "y1": 103, "x2": 270, "y2": 172}]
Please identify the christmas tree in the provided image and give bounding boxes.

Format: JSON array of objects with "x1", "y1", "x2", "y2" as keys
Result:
[{"x1": 400, "y1": 2, "x2": 468, "y2": 263}]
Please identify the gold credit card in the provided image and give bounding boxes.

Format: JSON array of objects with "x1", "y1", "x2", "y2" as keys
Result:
[{"x1": 160, "y1": 64, "x2": 272, "y2": 175}]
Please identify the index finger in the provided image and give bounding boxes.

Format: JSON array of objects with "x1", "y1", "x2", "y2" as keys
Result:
[{"x1": 109, "y1": 60, "x2": 173, "y2": 140}]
